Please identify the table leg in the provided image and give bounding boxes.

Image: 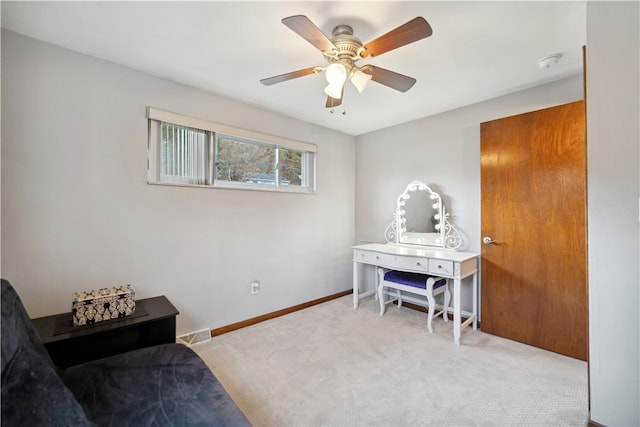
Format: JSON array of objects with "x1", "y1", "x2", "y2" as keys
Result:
[
  {"x1": 453, "y1": 277, "x2": 461, "y2": 345},
  {"x1": 472, "y1": 272, "x2": 478, "y2": 330},
  {"x1": 353, "y1": 259, "x2": 359, "y2": 309}
]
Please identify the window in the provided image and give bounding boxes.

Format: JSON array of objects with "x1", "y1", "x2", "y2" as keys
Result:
[
  {"x1": 159, "y1": 123, "x2": 211, "y2": 185},
  {"x1": 147, "y1": 108, "x2": 316, "y2": 193}
]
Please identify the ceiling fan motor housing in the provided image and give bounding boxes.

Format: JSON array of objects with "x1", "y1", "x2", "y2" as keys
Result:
[{"x1": 324, "y1": 24, "x2": 365, "y2": 70}]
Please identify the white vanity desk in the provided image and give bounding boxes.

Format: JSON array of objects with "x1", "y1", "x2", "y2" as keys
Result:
[{"x1": 353, "y1": 242, "x2": 479, "y2": 345}]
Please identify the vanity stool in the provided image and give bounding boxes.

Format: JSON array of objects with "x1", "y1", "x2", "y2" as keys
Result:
[{"x1": 377, "y1": 268, "x2": 451, "y2": 333}]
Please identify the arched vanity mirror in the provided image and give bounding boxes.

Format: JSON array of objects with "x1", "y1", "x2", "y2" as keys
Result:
[
  {"x1": 386, "y1": 180, "x2": 461, "y2": 249},
  {"x1": 397, "y1": 180, "x2": 444, "y2": 247}
]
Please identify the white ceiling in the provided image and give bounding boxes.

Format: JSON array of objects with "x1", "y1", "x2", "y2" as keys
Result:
[{"x1": 1, "y1": 1, "x2": 586, "y2": 136}]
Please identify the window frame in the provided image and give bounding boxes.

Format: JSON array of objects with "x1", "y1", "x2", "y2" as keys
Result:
[{"x1": 147, "y1": 107, "x2": 316, "y2": 194}]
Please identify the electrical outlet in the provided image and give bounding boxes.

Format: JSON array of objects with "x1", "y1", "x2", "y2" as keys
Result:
[{"x1": 250, "y1": 281, "x2": 260, "y2": 294}]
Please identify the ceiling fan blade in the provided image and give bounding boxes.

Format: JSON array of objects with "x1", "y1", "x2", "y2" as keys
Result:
[
  {"x1": 282, "y1": 15, "x2": 336, "y2": 53},
  {"x1": 260, "y1": 67, "x2": 321, "y2": 86},
  {"x1": 325, "y1": 83, "x2": 345, "y2": 108},
  {"x1": 325, "y1": 95, "x2": 342, "y2": 108},
  {"x1": 364, "y1": 66, "x2": 417, "y2": 92},
  {"x1": 361, "y1": 17, "x2": 433, "y2": 58}
]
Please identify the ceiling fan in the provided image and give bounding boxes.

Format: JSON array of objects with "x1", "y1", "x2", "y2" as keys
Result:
[{"x1": 260, "y1": 15, "x2": 433, "y2": 109}]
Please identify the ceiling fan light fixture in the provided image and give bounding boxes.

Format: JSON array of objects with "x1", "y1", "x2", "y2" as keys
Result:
[
  {"x1": 350, "y1": 68, "x2": 372, "y2": 93},
  {"x1": 324, "y1": 82, "x2": 344, "y2": 99},
  {"x1": 325, "y1": 63, "x2": 347, "y2": 85},
  {"x1": 324, "y1": 63, "x2": 347, "y2": 99}
]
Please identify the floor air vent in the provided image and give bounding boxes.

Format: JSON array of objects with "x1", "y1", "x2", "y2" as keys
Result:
[{"x1": 176, "y1": 328, "x2": 211, "y2": 346}]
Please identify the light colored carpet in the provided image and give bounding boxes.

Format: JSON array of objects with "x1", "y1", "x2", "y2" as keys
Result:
[{"x1": 194, "y1": 295, "x2": 588, "y2": 426}]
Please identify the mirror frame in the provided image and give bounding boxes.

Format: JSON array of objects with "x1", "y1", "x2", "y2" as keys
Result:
[{"x1": 395, "y1": 180, "x2": 445, "y2": 248}]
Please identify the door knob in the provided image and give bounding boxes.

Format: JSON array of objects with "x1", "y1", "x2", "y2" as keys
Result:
[{"x1": 483, "y1": 236, "x2": 495, "y2": 245}]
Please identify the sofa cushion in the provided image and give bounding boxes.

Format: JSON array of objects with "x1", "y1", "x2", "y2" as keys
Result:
[
  {"x1": 1, "y1": 344, "x2": 94, "y2": 426},
  {"x1": 62, "y1": 343, "x2": 250, "y2": 427}
]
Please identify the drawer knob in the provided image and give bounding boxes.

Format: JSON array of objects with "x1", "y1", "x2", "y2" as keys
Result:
[{"x1": 416, "y1": 262, "x2": 421, "y2": 266}]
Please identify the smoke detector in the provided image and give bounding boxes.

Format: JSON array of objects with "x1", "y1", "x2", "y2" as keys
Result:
[{"x1": 538, "y1": 54, "x2": 562, "y2": 69}]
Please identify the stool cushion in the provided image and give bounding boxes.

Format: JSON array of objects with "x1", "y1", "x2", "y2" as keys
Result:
[{"x1": 383, "y1": 270, "x2": 447, "y2": 289}]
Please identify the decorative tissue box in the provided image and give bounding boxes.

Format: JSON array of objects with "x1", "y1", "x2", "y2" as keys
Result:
[{"x1": 72, "y1": 284, "x2": 136, "y2": 326}]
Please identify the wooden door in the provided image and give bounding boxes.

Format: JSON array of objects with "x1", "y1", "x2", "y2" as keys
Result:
[{"x1": 480, "y1": 101, "x2": 587, "y2": 360}]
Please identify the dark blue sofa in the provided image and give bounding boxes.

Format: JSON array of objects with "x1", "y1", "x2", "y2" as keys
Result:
[{"x1": 1, "y1": 279, "x2": 250, "y2": 426}]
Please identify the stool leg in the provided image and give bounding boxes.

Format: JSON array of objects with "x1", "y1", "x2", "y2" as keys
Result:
[
  {"x1": 377, "y1": 268, "x2": 386, "y2": 316},
  {"x1": 442, "y1": 281, "x2": 451, "y2": 323},
  {"x1": 426, "y1": 292, "x2": 436, "y2": 333}
]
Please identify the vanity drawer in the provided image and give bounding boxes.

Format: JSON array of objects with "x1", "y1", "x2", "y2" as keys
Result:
[
  {"x1": 354, "y1": 250, "x2": 428, "y2": 272},
  {"x1": 354, "y1": 249, "x2": 392, "y2": 265},
  {"x1": 428, "y1": 259, "x2": 454, "y2": 276},
  {"x1": 355, "y1": 250, "x2": 395, "y2": 267},
  {"x1": 393, "y1": 256, "x2": 430, "y2": 273},
  {"x1": 354, "y1": 249, "x2": 374, "y2": 263}
]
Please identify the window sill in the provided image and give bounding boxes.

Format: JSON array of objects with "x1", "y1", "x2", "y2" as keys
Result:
[{"x1": 147, "y1": 180, "x2": 316, "y2": 194}]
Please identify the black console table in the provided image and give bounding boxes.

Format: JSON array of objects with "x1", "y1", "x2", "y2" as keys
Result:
[{"x1": 32, "y1": 296, "x2": 179, "y2": 368}]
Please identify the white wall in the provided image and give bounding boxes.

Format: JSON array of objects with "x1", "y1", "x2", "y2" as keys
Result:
[
  {"x1": 586, "y1": 2, "x2": 640, "y2": 426},
  {"x1": 1, "y1": 30, "x2": 356, "y2": 334},
  {"x1": 355, "y1": 74, "x2": 584, "y2": 312}
]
